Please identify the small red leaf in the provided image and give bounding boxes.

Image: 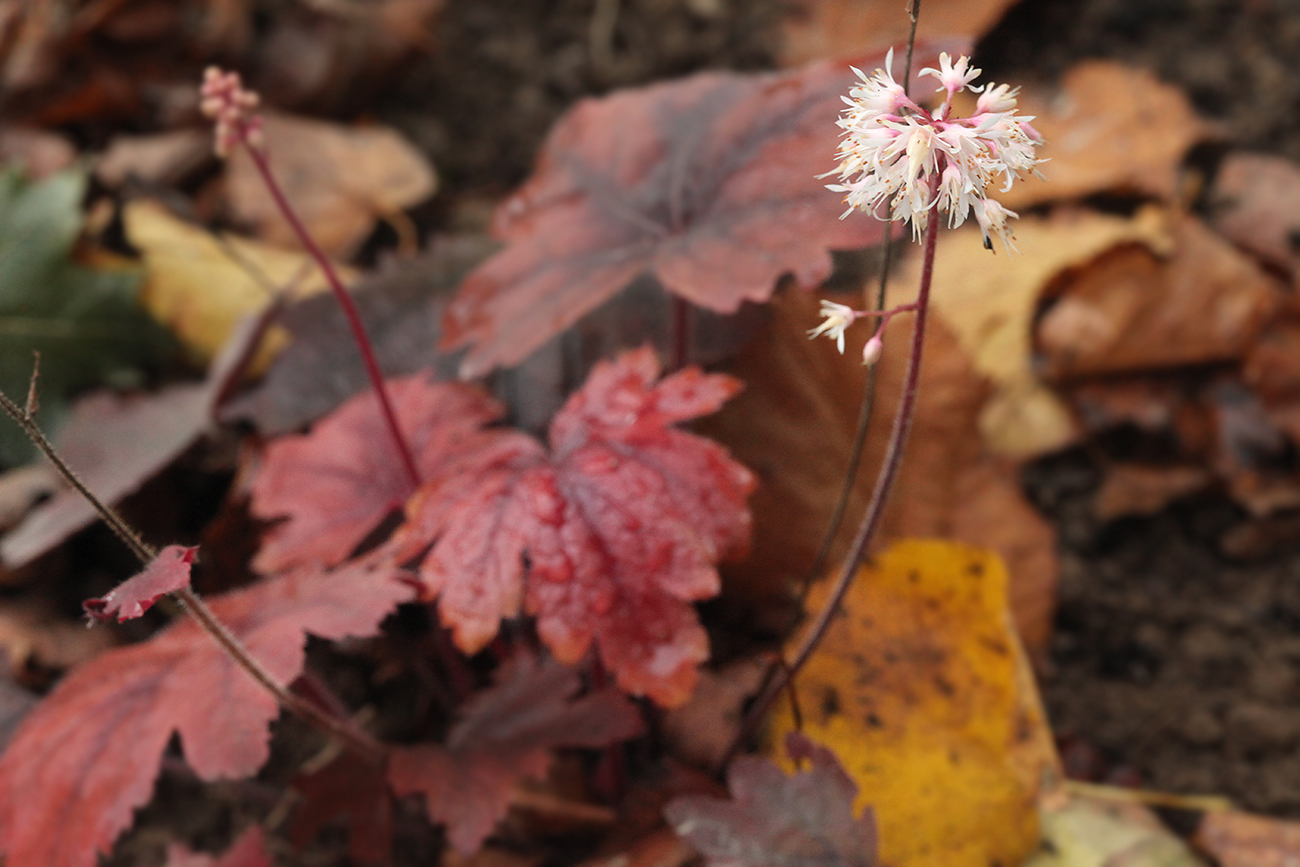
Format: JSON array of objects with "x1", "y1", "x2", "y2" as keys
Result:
[
  {"x1": 0, "y1": 554, "x2": 412, "y2": 867},
  {"x1": 665, "y1": 733, "x2": 878, "y2": 867},
  {"x1": 83, "y1": 544, "x2": 198, "y2": 622},
  {"x1": 401, "y1": 348, "x2": 754, "y2": 705},
  {"x1": 250, "y1": 373, "x2": 505, "y2": 573},
  {"x1": 387, "y1": 653, "x2": 643, "y2": 855},
  {"x1": 439, "y1": 51, "x2": 929, "y2": 377},
  {"x1": 165, "y1": 826, "x2": 272, "y2": 867}
]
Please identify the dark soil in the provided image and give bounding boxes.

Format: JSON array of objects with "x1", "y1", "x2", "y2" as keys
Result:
[{"x1": 983, "y1": 0, "x2": 1300, "y2": 814}]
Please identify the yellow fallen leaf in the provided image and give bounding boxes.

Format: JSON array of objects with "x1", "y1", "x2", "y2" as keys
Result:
[
  {"x1": 125, "y1": 200, "x2": 350, "y2": 364},
  {"x1": 768, "y1": 539, "x2": 1060, "y2": 867},
  {"x1": 891, "y1": 207, "x2": 1171, "y2": 458}
]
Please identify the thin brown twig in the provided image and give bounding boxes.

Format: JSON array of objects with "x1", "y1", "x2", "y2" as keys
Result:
[{"x1": 0, "y1": 386, "x2": 385, "y2": 764}]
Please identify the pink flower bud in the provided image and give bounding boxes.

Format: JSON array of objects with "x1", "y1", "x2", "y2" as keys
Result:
[{"x1": 861, "y1": 334, "x2": 884, "y2": 366}]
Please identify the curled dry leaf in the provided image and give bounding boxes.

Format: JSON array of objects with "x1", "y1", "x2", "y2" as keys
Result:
[
  {"x1": 892, "y1": 207, "x2": 1174, "y2": 459},
  {"x1": 778, "y1": 0, "x2": 988, "y2": 66},
  {"x1": 769, "y1": 540, "x2": 1060, "y2": 867},
  {"x1": 393, "y1": 347, "x2": 754, "y2": 704},
  {"x1": 996, "y1": 61, "x2": 1211, "y2": 211},
  {"x1": 165, "y1": 826, "x2": 272, "y2": 867},
  {"x1": 1208, "y1": 152, "x2": 1300, "y2": 281},
  {"x1": 438, "y1": 49, "x2": 947, "y2": 377},
  {"x1": 83, "y1": 544, "x2": 198, "y2": 623},
  {"x1": 0, "y1": 555, "x2": 412, "y2": 867},
  {"x1": 1037, "y1": 211, "x2": 1280, "y2": 379},
  {"x1": 226, "y1": 112, "x2": 436, "y2": 258},
  {"x1": 664, "y1": 732, "x2": 878, "y2": 867},
  {"x1": 388, "y1": 653, "x2": 643, "y2": 855}
]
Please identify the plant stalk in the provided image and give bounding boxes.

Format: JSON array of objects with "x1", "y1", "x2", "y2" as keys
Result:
[
  {"x1": 241, "y1": 142, "x2": 422, "y2": 492},
  {"x1": 721, "y1": 178, "x2": 941, "y2": 769}
]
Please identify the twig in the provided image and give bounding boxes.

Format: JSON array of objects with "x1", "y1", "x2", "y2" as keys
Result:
[{"x1": 0, "y1": 386, "x2": 386, "y2": 765}]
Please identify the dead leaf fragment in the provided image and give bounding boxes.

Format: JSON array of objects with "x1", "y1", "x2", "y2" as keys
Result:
[
  {"x1": 226, "y1": 113, "x2": 436, "y2": 257},
  {"x1": 1094, "y1": 464, "x2": 1212, "y2": 521},
  {"x1": 1038, "y1": 213, "x2": 1280, "y2": 379},
  {"x1": 769, "y1": 540, "x2": 1060, "y2": 867},
  {"x1": 778, "y1": 0, "x2": 996, "y2": 67},
  {"x1": 999, "y1": 62, "x2": 1211, "y2": 210},
  {"x1": 1196, "y1": 810, "x2": 1300, "y2": 867},
  {"x1": 1025, "y1": 794, "x2": 1206, "y2": 867},
  {"x1": 96, "y1": 129, "x2": 210, "y2": 188},
  {"x1": 1208, "y1": 152, "x2": 1300, "y2": 281}
]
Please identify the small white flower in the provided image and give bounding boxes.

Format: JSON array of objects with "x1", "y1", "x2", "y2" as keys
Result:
[
  {"x1": 973, "y1": 198, "x2": 1020, "y2": 254},
  {"x1": 807, "y1": 300, "x2": 857, "y2": 354},
  {"x1": 828, "y1": 50, "x2": 1044, "y2": 252}
]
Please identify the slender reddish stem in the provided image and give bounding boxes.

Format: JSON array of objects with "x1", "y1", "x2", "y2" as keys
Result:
[
  {"x1": 242, "y1": 142, "x2": 421, "y2": 492},
  {"x1": 721, "y1": 182, "x2": 941, "y2": 769}
]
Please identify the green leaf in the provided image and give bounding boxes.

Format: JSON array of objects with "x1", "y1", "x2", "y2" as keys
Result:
[{"x1": 0, "y1": 166, "x2": 173, "y2": 465}]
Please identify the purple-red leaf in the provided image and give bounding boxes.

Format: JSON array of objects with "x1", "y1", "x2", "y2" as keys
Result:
[
  {"x1": 249, "y1": 373, "x2": 505, "y2": 573},
  {"x1": 83, "y1": 544, "x2": 198, "y2": 622},
  {"x1": 0, "y1": 555, "x2": 412, "y2": 867},
  {"x1": 397, "y1": 347, "x2": 754, "y2": 705},
  {"x1": 665, "y1": 733, "x2": 878, "y2": 867},
  {"x1": 439, "y1": 52, "x2": 922, "y2": 377},
  {"x1": 387, "y1": 653, "x2": 643, "y2": 855}
]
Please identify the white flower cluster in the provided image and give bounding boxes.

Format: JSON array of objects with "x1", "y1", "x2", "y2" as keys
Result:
[{"x1": 826, "y1": 51, "x2": 1045, "y2": 252}]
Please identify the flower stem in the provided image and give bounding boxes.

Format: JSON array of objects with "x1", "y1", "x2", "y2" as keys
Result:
[
  {"x1": 241, "y1": 142, "x2": 421, "y2": 493},
  {"x1": 0, "y1": 387, "x2": 386, "y2": 765},
  {"x1": 721, "y1": 182, "x2": 941, "y2": 770}
]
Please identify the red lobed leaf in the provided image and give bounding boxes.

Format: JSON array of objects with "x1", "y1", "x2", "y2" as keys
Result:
[
  {"x1": 439, "y1": 52, "x2": 921, "y2": 378},
  {"x1": 165, "y1": 826, "x2": 272, "y2": 867},
  {"x1": 664, "y1": 733, "x2": 878, "y2": 867},
  {"x1": 387, "y1": 653, "x2": 643, "y2": 855},
  {"x1": 249, "y1": 373, "x2": 505, "y2": 573},
  {"x1": 398, "y1": 347, "x2": 754, "y2": 705},
  {"x1": 83, "y1": 544, "x2": 198, "y2": 622},
  {"x1": 0, "y1": 554, "x2": 413, "y2": 867}
]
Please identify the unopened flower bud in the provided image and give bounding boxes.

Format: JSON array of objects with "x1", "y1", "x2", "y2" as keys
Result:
[{"x1": 861, "y1": 334, "x2": 884, "y2": 366}]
